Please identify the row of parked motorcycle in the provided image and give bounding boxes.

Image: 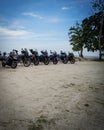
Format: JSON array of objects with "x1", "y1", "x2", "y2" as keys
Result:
[{"x1": 0, "y1": 48, "x2": 75, "y2": 69}]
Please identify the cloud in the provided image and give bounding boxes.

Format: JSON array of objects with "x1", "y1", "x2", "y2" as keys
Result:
[
  {"x1": 61, "y1": 6, "x2": 69, "y2": 10},
  {"x1": 47, "y1": 17, "x2": 62, "y2": 23},
  {"x1": 0, "y1": 26, "x2": 60, "y2": 39},
  {"x1": 0, "y1": 26, "x2": 33, "y2": 38},
  {"x1": 22, "y1": 12, "x2": 43, "y2": 19},
  {"x1": 22, "y1": 12, "x2": 62, "y2": 23},
  {"x1": 9, "y1": 22, "x2": 25, "y2": 29}
]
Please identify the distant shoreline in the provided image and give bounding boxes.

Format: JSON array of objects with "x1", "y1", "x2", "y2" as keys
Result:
[{"x1": 75, "y1": 56, "x2": 104, "y2": 61}]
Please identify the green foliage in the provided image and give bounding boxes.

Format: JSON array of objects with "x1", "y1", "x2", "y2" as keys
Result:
[
  {"x1": 92, "y1": 0, "x2": 104, "y2": 12},
  {"x1": 82, "y1": 11, "x2": 104, "y2": 52},
  {"x1": 68, "y1": 0, "x2": 104, "y2": 59},
  {"x1": 68, "y1": 22, "x2": 84, "y2": 57},
  {"x1": 82, "y1": 12, "x2": 104, "y2": 51},
  {"x1": 68, "y1": 11, "x2": 104, "y2": 57}
]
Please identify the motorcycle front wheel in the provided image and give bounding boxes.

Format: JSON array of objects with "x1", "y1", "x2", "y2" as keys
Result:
[
  {"x1": 53, "y1": 58, "x2": 58, "y2": 64},
  {"x1": 44, "y1": 58, "x2": 49, "y2": 65},
  {"x1": 11, "y1": 61, "x2": 17, "y2": 69},
  {"x1": 33, "y1": 57, "x2": 39, "y2": 65},
  {"x1": 23, "y1": 58, "x2": 31, "y2": 67}
]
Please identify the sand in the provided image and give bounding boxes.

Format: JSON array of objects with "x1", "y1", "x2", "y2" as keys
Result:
[{"x1": 0, "y1": 61, "x2": 104, "y2": 130}]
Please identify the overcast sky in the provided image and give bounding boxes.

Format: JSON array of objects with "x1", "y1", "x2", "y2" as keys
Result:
[{"x1": 0, "y1": 0, "x2": 98, "y2": 56}]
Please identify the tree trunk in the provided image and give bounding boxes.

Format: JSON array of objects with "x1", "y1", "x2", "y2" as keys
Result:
[
  {"x1": 80, "y1": 47, "x2": 83, "y2": 58},
  {"x1": 99, "y1": 12, "x2": 103, "y2": 60},
  {"x1": 99, "y1": 37, "x2": 102, "y2": 60}
]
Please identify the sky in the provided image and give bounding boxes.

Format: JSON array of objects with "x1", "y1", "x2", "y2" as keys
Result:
[{"x1": 0, "y1": 0, "x2": 99, "y2": 56}]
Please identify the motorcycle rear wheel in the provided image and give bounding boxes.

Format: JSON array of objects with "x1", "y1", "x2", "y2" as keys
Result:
[
  {"x1": 62, "y1": 59, "x2": 68, "y2": 64},
  {"x1": 2, "y1": 62, "x2": 5, "y2": 67}
]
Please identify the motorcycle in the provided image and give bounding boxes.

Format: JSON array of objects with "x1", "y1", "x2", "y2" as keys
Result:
[
  {"x1": 20, "y1": 48, "x2": 31, "y2": 67},
  {"x1": 59, "y1": 51, "x2": 68, "y2": 64},
  {"x1": 29, "y1": 49, "x2": 39, "y2": 65},
  {"x1": 2, "y1": 51, "x2": 18, "y2": 69},
  {"x1": 0, "y1": 51, "x2": 2, "y2": 61},
  {"x1": 0, "y1": 52, "x2": 7, "y2": 62},
  {"x1": 39, "y1": 50, "x2": 49, "y2": 65},
  {"x1": 68, "y1": 52, "x2": 75, "y2": 64},
  {"x1": 49, "y1": 50, "x2": 58, "y2": 64}
]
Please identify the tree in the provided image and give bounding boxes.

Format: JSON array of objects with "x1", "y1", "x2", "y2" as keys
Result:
[
  {"x1": 91, "y1": 0, "x2": 104, "y2": 60},
  {"x1": 68, "y1": 0, "x2": 104, "y2": 59},
  {"x1": 68, "y1": 22, "x2": 84, "y2": 58},
  {"x1": 92, "y1": 0, "x2": 104, "y2": 12},
  {"x1": 68, "y1": 12, "x2": 104, "y2": 59},
  {"x1": 82, "y1": 11, "x2": 104, "y2": 54}
]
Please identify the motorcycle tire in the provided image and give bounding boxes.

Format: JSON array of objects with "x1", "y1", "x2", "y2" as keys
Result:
[
  {"x1": 33, "y1": 58, "x2": 39, "y2": 65},
  {"x1": 23, "y1": 58, "x2": 31, "y2": 67},
  {"x1": 2, "y1": 62, "x2": 5, "y2": 67},
  {"x1": 44, "y1": 58, "x2": 49, "y2": 65},
  {"x1": 62, "y1": 59, "x2": 68, "y2": 64},
  {"x1": 11, "y1": 61, "x2": 17, "y2": 69},
  {"x1": 53, "y1": 59, "x2": 58, "y2": 64},
  {"x1": 70, "y1": 58, "x2": 75, "y2": 64}
]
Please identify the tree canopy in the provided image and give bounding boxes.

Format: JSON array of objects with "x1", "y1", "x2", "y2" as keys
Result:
[
  {"x1": 68, "y1": 0, "x2": 104, "y2": 59},
  {"x1": 68, "y1": 23, "x2": 84, "y2": 57},
  {"x1": 82, "y1": 11, "x2": 104, "y2": 52},
  {"x1": 68, "y1": 12, "x2": 104, "y2": 57}
]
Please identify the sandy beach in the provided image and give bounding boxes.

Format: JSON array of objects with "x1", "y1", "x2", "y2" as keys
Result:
[{"x1": 0, "y1": 61, "x2": 104, "y2": 130}]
